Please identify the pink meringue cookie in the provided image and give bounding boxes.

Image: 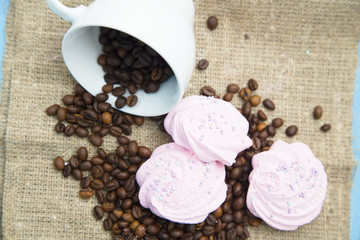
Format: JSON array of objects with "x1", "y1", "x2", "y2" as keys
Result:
[
  {"x1": 246, "y1": 140, "x2": 328, "y2": 231},
  {"x1": 164, "y1": 96, "x2": 252, "y2": 166},
  {"x1": 136, "y1": 143, "x2": 227, "y2": 224}
]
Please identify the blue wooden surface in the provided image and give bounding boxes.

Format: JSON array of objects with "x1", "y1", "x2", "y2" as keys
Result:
[
  {"x1": 0, "y1": 1, "x2": 359, "y2": 239},
  {"x1": 351, "y1": 42, "x2": 360, "y2": 240},
  {"x1": 0, "y1": 0, "x2": 9, "y2": 91}
]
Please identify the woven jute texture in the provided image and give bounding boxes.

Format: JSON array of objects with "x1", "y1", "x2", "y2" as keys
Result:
[{"x1": 1, "y1": 0, "x2": 359, "y2": 239}]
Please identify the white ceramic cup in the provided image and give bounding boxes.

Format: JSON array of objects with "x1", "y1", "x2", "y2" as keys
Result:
[{"x1": 47, "y1": 0, "x2": 195, "y2": 116}]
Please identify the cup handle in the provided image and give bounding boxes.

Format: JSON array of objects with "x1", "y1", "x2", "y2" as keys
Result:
[{"x1": 46, "y1": 0, "x2": 86, "y2": 23}]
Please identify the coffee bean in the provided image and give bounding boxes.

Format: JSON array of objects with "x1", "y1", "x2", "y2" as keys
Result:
[
  {"x1": 151, "y1": 68, "x2": 163, "y2": 81},
  {"x1": 131, "y1": 205, "x2": 143, "y2": 219},
  {"x1": 55, "y1": 122, "x2": 65, "y2": 133},
  {"x1": 321, "y1": 124, "x2": 331, "y2": 132},
  {"x1": 95, "y1": 191, "x2": 105, "y2": 204},
  {"x1": 128, "y1": 141, "x2": 138, "y2": 156},
  {"x1": 62, "y1": 95, "x2": 74, "y2": 105},
  {"x1": 227, "y1": 83, "x2": 240, "y2": 93},
  {"x1": 263, "y1": 99, "x2": 275, "y2": 110},
  {"x1": 102, "y1": 172, "x2": 111, "y2": 184},
  {"x1": 232, "y1": 196, "x2": 245, "y2": 210},
  {"x1": 103, "y1": 218, "x2": 113, "y2": 231},
  {"x1": 257, "y1": 110, "x2": 267, "y2": 121},
  {"x1": 91, "y1": 165, "x2": 105, "y2": 179},
  {"x1": 123, "y1": 212, "x2": 135, "y2": 223},
  {"x1": 249, "y1": 218, "x2": 262, "y2": 227},
  {"x1": 313, "y1": 105, "x2": 323, "y2": 119},
  {"x1": 79, "y1": 161, "x2": 92, "y2": 171},
  {"x1": 200, "y1": 86, "x2": 215, "y2": 96},
  {"x1": 230, "y1": 167, "x2": 242, "y2": 179},
  {"x1": 112, "y1": 87, "x2": 126, "y2": 97},
  {"x1": 134, "y1": 116, "x2": 145, "y2": 126},
  {"x1": 91, "y1": 179, "x2": 104, "y2": 191},
  {"x1": 147, "y1": 223, "x2": 161, "y2": 235},
  {"x1": 83, "y1": 109, "x2": 98, "y2": 121},
  {"x1": 95, "y1": 93, "x2": 108, "y2": 102},
  {"x1": 202, "y1": 225, "x2": 215, "y2": 236},
  {"x1": 116, "y1": 146, "x2": 127, "y2": 158},
  {"x1": 91, "y1": 156, "x2": 104, "y2": 165},
  {"x1": 267, "y1": 124, "x2": 276, "y2": 136},
  {"x1": 127, "y1": 95, "x2": 138, "y2": 107},
  {"x1": 144, "y1": 81, "x2": 160, "y2": 93},
  {"x1": 103, "y1": 162, "x2": 114, "y2": 172},
  {"x1": 102, "y1": 201, "x2": 115, "y2": 212},
  {"x1": 250, "y1": 95, "x2": 261, "y2": 106},
  {"x1": 76, "y1": 147, "x2": 88, "y2": 161},
  {"x1": 138, "y1": 53, "x2": 152, "y2": 67},
  {"x1": 286, "y1": 125, "x2": 298, "y2": 137},
  {"x1": 239, "y1": 88, "x2": 251, "y2": 101},
  {"x1": 115, "y1": 96, "x2": 127, "y2": 109},
  {"x1": 101, "y1": 112, "x2": 112, "y2": 125},
  {"x1": 207, "y1": 16, "x2": 218, "y2": 30},
  {"x1": 120, "y1": 124, "x2": 132, "y2": 135},
  {"x1": 128, "y1": 156, "x2": 142, "y2": 165},
  {"x1": 56, "y1": 107, "x2": 67, "y2": 121},
  {"x1": 205, "y1": 214, "x2": 217, "y2": 226},
  {"x1": 158, "y1": 230, "x2": 170, "y2": 240},
  {"x1": 247, "y1": 79, "x2": 258, "y2": 91},
  {"x1": 75, "y1": 84, "x2": 86, "y2": 96},
  {"x1": 252, "y1": 137, "x2": 261, "y2": 150},
  {"x1": 256, "y1": 122, "x2": 267, "y2": 132},
  {"x1": 127, "y1": 83, "x2": 138, "y2": 94},
  {"x1": 82, "y1": 92, "x2": 94, "y2": 105},
  {"x1": 46, "y1": 104, "x2": 60, "y2": 116},
  {"x1": 212, "y1": 206, "x2": 223, "y2": 218},
  {"x1": 225, "y1": 228, "x2": 236, "y2": 240},
  {"x1": 116, "y1": 187, "x2": 127, "y2": 199},
  {"x1": 54, "y1": 156, "x2": 65, "y2": 171},
  {"x1": 138, "y1": 146, "x2": 152, "y2": 158},
  {"x1": 221, "y1": 213, "x2": 233, "y2": 223},
  {"x1": 79, "y1": 188, "x2": 94, "y2": 199},
  {"x1": 80, "y1": 176, "x2": 91, "y2": 189},
  {"x1": 232, "y1": 182, "x2": 243, "y2": 197},
  {"x1": 222, "y1": 201, "x2": 231, "y2": 213},
  {"x1": 272, "y1": 118, "x2": 284, "y2": 128},
  {"x1": 62, "y1": 164, "x2": 72, "y2": 177},
  {"x1": 124, "y1": 177, "x2": 135, "y2": 192},
  {"x1": 88, "y1": 134, "x2": 103, "y2": 147},
  {"x1": 223, "y1": 92, "x2": 233, "y2": 102},
  {"x1": 170, "y1": 229, "x2": 184, "y2": 238},
  {"x1": 102, "y1": 84, "x2": 113, "y2": 94},
  {"x1": 109, "y1": 126, "x2": 123, "y2": 137},
  {"x1": 131, "y1": 70, "x2": 144, "y2": 84},
  {"x1": 94, "y1": 206, "x2": 104, "y2": 219},
  {"x1": 75, "y1": 126, "x2": 89, "y2": 138},
  {"x1": 242, "y1": 102, "x2": 252, "y2": 116},
  {"x1": 198, "y1": 59, "x2": 209, "y2": 70},
  {"x1": 70, "y1": 156, "x2": 80, "y2": 168},
  {"x1": 64, "y1": 125, "x2": 75, "y2": 136},
  {"x1": 122, "y1": 198, "x2": 133, "y2": 210}
]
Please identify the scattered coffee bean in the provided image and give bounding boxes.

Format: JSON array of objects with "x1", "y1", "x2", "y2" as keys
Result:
[
  {"x1": 272, "y1": 118, "x2": 284, "y2": 128},
  {"x1": 88, "y1": 134, "x2": 103, "y2": 147},
  {"x1": 94, "y1": 206, "x2": 104, "y2": 219},
  {"x1": 79, "y1": 188, "x2": 94, "y2": 199},
  {"x1": 250, "y1": 95, "x2": 261, "y2": 106},
  {"x1": 56, "y1": 107, "x2": 67, "y2": 121},
  {"x1": 223, "y1": 92, "x2": 233, "y2": 102},
  {"x1": 286, "y1": 125, "x2": 298, "y2": 137},
  {"x1": 321, "y1": 124, "x2": 331, "y2": 132},
  {"x1": 127, "y1": 95, "x2": 138, "y2": 107},
  {"x1": 207, "y1": 16, "x2": 218, "y2": 30},
  {"x1": 247, "y1": 79, "x2": 258, "y2": 91},
  {"x1": 55, "y1": 122, "x2": 65, "y2": 133},
  {"x1": 227, "y1": 84, "x2": 240, "y2": 93},
  {"x1": 313, "y1": 105, "x2": 323, "y2": 119},
  {"x1": 46, "y1": 104, "x2": 60, "y2": 116},
  {"x1": 80, "y1": 176, "x2": 91, "y2": 189},
  {"x1": 75, "y1": 126, "x2": 89, "y2": 138},
  {"x1": 263, "y1": 99, "x2": 275, "y2": 110},
  {"x1": 239, "y1": 88, "x2": 251, "y2": 101},
  {"x1": 257, "y1": 110, "x2": 267, "y2": 121},
  {"x1": 198, "y1": 59, "x2": 209, "y2": 70},
  {"x1": 54, "y1": 156, "x2": 65, "y2": 171}
]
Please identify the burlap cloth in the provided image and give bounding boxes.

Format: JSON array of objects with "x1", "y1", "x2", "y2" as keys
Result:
[{"x1": 1, "y1": 0, "x2": 359, "y2": 239}]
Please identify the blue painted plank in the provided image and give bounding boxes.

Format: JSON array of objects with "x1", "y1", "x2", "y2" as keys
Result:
[
  {"x1": 0, "y1": 0, "x2": 10, "y2": 90},
  {"x1": 351, "y1": 42, "x2": 360, "y2": 240}
]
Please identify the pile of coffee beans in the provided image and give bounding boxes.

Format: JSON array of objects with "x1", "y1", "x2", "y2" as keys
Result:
[
  {"x1": 97, "y1": 27, "x2": 174, "y2": 109},
  {"x1": 46, "y1": 83, "x2": 168, "y2": 147}
]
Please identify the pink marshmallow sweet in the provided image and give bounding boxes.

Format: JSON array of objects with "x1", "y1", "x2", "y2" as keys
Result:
[
  {"x1": 246, "y1": 140, "x2": 328, "y2": 231},
  {"x1": 164, "y1": 96, "x2": 252, "y2": 166},
  {"x1": 136, "y1": 143, "x2": 227, "y2": 224}
]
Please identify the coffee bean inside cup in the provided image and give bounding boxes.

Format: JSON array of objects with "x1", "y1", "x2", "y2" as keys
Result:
[{"x1": 97, "y1": 27, "x2": 174, "y2": 109}]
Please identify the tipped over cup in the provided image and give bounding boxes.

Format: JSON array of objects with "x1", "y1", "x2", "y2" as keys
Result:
[{"x1": 47, "y1": 0, "x2": 196, "y2": 116}]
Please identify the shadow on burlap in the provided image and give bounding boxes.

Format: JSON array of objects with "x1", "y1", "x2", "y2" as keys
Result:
[{"x1": 0, "y1": 0, "x2": 359, "y2": 239}]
